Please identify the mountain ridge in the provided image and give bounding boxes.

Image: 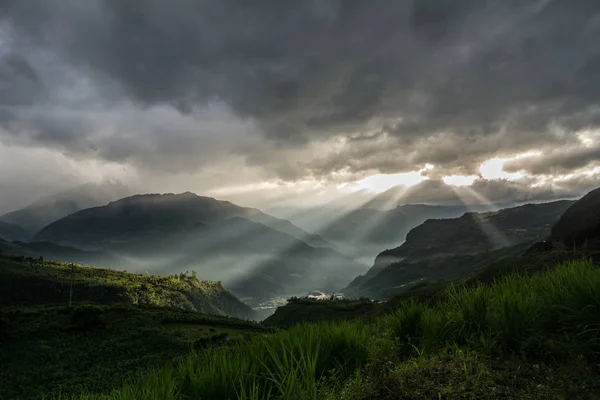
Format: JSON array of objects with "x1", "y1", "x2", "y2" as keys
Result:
[{"x1": 344, "y1": 199, "x2": 575, "y2": 299}]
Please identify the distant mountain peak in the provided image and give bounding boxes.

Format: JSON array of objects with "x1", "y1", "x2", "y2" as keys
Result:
[{"x1": 0, "y1": 183, "x2": 132, "y2": 233}]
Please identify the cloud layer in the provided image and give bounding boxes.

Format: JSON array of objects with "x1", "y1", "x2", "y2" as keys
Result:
[{"x1": 1, "y1": 0, "x2": 600, "y2": 210}]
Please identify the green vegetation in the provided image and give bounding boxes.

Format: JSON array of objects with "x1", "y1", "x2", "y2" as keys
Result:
[
  {"x1": 0, "y1": 304, "x2": 265, "y2": 400},
  {"x1": 0, "y1": 255, "x2": 264, "y2": 399},
  {"x1": 264, "y1": 297, "x2": 376, "y2": 328},
  {"x1": 0, "y1": 255, "x2": 254, "y2": 319},
  {"x1": 63, "y1": 259, "x2": 600, "y2": 399}
]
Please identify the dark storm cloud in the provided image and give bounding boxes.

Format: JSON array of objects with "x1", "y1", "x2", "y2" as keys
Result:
[
  {"x1": 2, "y1": 0, "x2": 600, "y2": 182},
  {"x1": 0, "y1": 53, "x2": 46, "y2": 106}
]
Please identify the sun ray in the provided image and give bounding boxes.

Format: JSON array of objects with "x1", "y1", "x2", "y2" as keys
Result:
[
  {"x1": 144, "y1": 187, "x2": 396, "y2": 303},
  {"x1": 450, "y1": 185, "x2": 512, "y2": 249}
]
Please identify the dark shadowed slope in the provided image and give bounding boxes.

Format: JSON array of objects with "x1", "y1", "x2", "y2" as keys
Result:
[
  {"x1": 0, "y1": 221, "x2": 31, "y2": 242},
  {"x1": 0, "y1": 237, "x2": 121, "y2": 267},
  {"x1": 550, "y1": 187, "x2": 600, "y2": 248}
]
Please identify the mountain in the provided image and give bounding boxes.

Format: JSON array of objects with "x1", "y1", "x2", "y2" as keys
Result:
[
  {"x1": 315, "y1": 203, "x2": 496, "y2": 263},
  {"x1": 36, "y1": 192, "x2": 329, "y2": 249},
  {"x1": 345, "y1": 200, "x2": 574, "y2": 299},
  {"x1": 34, "y1": 193, "x2": 366, "y2": 300},
  {"x1": 320, "y1": 204, "x2": 473, "y2": 245},
  {"x1": 0, "y1": 221, "x2": 30, "y2": 242},
  {"x1": 375, "y1": 200, "x2": 574, "y2": 265},
  {"x1": 267, "y1": 182, "x2": 521, "y2": 264},
  {"x1": 550, "y1": 187, "x2": 600, "y2": 249},
  {"x1": 245, "y1": 212, "x2": 331, "y2": 249},
  {"x1": 0, "y1": 183, "x2": 131, "y2": 234}
]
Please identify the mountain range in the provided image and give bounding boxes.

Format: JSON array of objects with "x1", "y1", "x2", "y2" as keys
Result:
[
  {"x1": 271, "y1": 184, "x2": 509, "y2": 263},
  {"x1": 2, "y1": 182, "x2": 597, "y2": 312},
  {"x1": 32, "y1": 192, "x2": 366, "y2": 300},
  {"x1": 344, "y1": 200, "x2": 575, "y2": 299}
]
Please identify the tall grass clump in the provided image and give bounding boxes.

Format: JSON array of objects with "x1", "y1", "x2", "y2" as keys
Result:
[
  {"x1": 388, "y1": 300, "x2": 425, "y2": 350},
  {"x1": 487, "y1": 274, "x2": 543, "y2": 351},
  {"x1": 534, "y1": 259, "x2": 600, "y2": 353},
  {"x1": 385, "y1": 259, "x2": 600, "y2": 358},
  {"x1": 444, "y1": 283, "x2": 491, "y2": 344}
]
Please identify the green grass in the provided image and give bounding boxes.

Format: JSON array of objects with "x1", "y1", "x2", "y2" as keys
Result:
[
  {"x1": 55, "y1": 321, "x2": 369, "y2": 400},
  {"x1": 324, "y1": 348, "x2": 600, "y2": 399},
  {"x1": 383, "y1": 259, "x2": 600, "y2": 358},
  {"x1": 63, "y1": 259, "x2": 600, "y2": 400},
  {"x1": 0, "y1": 304, "x2": 264, "y2": 400}
]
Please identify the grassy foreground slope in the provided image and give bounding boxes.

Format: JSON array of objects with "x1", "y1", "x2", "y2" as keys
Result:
[
  {"x1": 0, "y1": 304, "x2": 265, "y2": 400},
  {"x1": 76, "y1": 259, "x2": 600, "y2": 400}
]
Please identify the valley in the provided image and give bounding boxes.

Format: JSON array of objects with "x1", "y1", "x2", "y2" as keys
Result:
[
  {"x1": 1, "y1": 185, "x2": 600, "y2": 399},
  {"x1": 0, "y1": 188, "x2": 589, "y2": 316}
]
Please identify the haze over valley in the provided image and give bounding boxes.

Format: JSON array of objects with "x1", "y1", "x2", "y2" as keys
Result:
[{"x1": 0, "y1": 182, "x2": 594, "y2": 317}]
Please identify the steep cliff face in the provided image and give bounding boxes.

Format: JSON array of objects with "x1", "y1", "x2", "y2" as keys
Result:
[{"x1": 550, "y1": 187, "x2": 600, "y2": 247}]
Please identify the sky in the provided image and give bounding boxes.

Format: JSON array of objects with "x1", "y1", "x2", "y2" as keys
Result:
[{"x1": 1, "y1": 0, "x2": 600, "y2": 214}]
